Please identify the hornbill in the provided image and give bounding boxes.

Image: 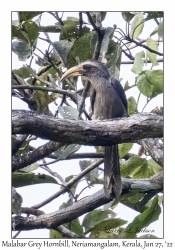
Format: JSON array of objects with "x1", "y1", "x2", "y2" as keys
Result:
[{"x1": 60, "y1": 60, "x2": 128, "y2": 199}]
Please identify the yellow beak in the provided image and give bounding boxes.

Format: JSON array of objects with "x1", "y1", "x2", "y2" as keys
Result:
[{"x1": 60, "y1": 65, "x2": 84, "y2": 81}]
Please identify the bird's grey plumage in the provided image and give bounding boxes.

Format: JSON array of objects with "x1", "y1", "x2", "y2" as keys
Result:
[
  {"x1": 86, "y1": 60, "x2": 127, "y2": 199},
  {"x1": 60, "y1": 60, "x2": 127, "y2": 199}
]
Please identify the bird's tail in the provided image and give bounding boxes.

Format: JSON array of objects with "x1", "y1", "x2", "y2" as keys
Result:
[{"x1": 104, "y1": 145, "x2": 122, "y2": 199}]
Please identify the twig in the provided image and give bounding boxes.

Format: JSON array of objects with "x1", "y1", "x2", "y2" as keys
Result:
[
  {"x1": 21, "y1": 207, "x2": 44, "y2": 216},
  {"x1": 38, "y1": 36, "x2": 50, "y2": 43},
  {"x1": 78, "y1": 81, "x2": 90, "y2": 118},
  {"x1": 123, "y1": 39, "x2": 163, "y2": 51},
  {"x1": 79, "y1": 12, "x2": 83, "y2": 32},
  {"x1": 86, "y1": 12, "x2": 101, "y2": 36},
  {"x1": 40, "y1": 159, "x2": 66, "y2": 185},
  {"x1": 121, "y1": 58, "x2": 163, "y2": 64},
  {"x1": 32, "y1": 159, "x2": 104, "y2": 209},
  {"x1": 56, "y1": 225, "x2": 84, "y2": 238},
  {"x1": 125, "y1": 36, "x2": 163, "y2": 56},
  {"x1": 154, "y1": 18, "x2": 160, "y2": 25},
  {"x1": 136, "y1": 192, "x2": 158, "y2": 212},
  {"x1": 12, "y1": 231, "x2": 21, "y2": 238},
  {"x1": 137, "y1": 92, "x2": 141, "y2": 111},
  {"x1": 141, "y1": 97, "x2": 151, "y2": 112},
  {"x1": 32, "y1": 65, "x2": 52, "y2": 85},
  {"x1": 55, "y1": 12, "x2": 64, "y2": 26},
  {"x1": 12, "y1": 85, "x2": 77, "y2": 103}
]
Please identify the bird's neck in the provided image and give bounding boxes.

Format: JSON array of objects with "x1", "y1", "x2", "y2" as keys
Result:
[{"x1": 90, "y1": 76, "x2": 111, "y2": 91}]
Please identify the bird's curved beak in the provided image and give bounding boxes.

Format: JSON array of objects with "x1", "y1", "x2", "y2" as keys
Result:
[{"x1": 60, "y1": 65, "x2": 84, "y2": 81}]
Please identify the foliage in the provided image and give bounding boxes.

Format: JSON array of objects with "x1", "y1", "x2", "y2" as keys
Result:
[{"x1": 12, "y1": 11, "x2": 163, "y2": 238}]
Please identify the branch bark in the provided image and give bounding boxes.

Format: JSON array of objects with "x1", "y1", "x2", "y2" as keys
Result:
[
  {"x1": 12, "y1": 141, "x2": 64, "y2": 172},
  {"x1": 12, "y1": 110, "x2": 163, "y2": 146},
  {"x1": 138, "y1": 138, "x2": 163, "y2": 167},
  {"x1": 12, "y1": 171, "x2": 163, "y2": 231}
]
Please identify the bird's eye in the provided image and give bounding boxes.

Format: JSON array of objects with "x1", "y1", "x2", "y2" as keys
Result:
[{"x1": 83, "y1": 64, "x2": 91, "y2": 70}]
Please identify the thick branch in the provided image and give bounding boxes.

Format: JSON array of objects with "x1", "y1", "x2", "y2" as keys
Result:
[
  {"x1": 12, "y1": 171, "x2": 163, "y2": 231},
  {"x1": 12, "y1": 110, "x2": 163, "y2": 146},
  {"x1": 12, "y1": 141, "x2": 64, "y2": 172},
  {"x1": 138, "y1": 138, "x2": 163, "y2": 167}
]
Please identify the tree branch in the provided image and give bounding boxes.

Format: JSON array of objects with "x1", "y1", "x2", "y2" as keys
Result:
[
  {"x1": 32, "y1": 159, "x2": 104, "y2": 209},
  {"x1": 12, "y1": 134, "x2": 28, "y2": 156},
  {"x1": 12, "y1": 85, "x2": 77, "y2": 103},
  {"x1": 12, "y1": 141, "x2": 64, "y2": 172},
  {"x1": 138, "y1": 138, "x2": 163, "y2": 167},
  {"x1": 12, "y1": 110, "x2": 163, "y2": 146},
  {"x1": 125, "y1": 36, "x2": 163, "y2": 56},
  {"x1": 12, "y1": 171, "x2": 163, "y2": 231}
]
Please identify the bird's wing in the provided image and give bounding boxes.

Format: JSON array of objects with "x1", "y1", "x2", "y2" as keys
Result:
[
  {"x1": 111, "y1": 78, "x2": 128, "y2": 113},
  {"x1": 90, "y1": 86, "x2": 96, "y2": 114}
]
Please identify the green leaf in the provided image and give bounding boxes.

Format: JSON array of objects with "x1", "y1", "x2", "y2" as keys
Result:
[
  {"x1": 123, "y1": 195, "x2": 161, "y2": 238},
  {"x1": 67, "y1": 31, "x2": 97, "y2": 68},
  {"x1": 82, "y1": 209, "x2": 116, "y2": 233},
  {"x1": 131, "y1": 51, "x2": 145, "y2": 74},
  {"x1": 100, "y1": 27, "x2": 114, "y2": 57},
  {"x1": 138, "y1": 234, "x2": 158, "y2": 238},
  {"x1": 105, "y1": 40, "x2": 122, "y2": 79},
  {"x1": 64, "y1": 218, "x2": 84, "y2": 237},
  {"x1": 145, "y1": 70, "x2": 163, "y2": 93},
  {"x1": 89, "y1": 218, "x2": 127, "y2": 238},
  {"x1": 146, "y1": 38, "x2": 158, "y2": 66},
  {"x1": 12, "y1": 41, "x2": 31, "y2": 61},
  {"x1": 158, "y1": 21, "x2": 163, "y2": 38},
  {"x1": 130, "y1": 13, "x2": 144, "y2": 40},
  {"x1": 13, "y1": 139, "x2": 29, "y2": 156},
  {"x1": 79, "y1": 160, "x2": 98, "y2": 183},
  {"x1": 120, "y1": 156, "x2": 147, "y2": 178},
  {"x1": 120, "y1": 193, "x2": 144, "y2": 211},
  {"x1": 121, "y1": 12, "x2": 135, "y2": 22},
  {"x1": 12, "y1": 171, "x2": 58, "y2": 188},
  {"x1": 90, "y1": 177, "x2": 104, "y2": 185},
  {"x1": 60, "y1": 20, "x2": 90, "y2": 41},
  {"x1": 13, "y1": 67, "x2": 31, "y2": 79},
  {"x1": 143, "y1": 12, "x2": 163, "y2": 22},
  {"x1": 21, "y1": 163, "x2": 39, "y2": 172},
  {"x1": 50, "y1": 218, "x2": 84, "y2": 238},
  {"x1": 12, "y1": 187, "x2": 23, "y2": 215},
  {"x1": 54, "y1": 144, "x2": 81, "y2": 159},
  {"x1": 58, "y1": 106, "x2": 79, "y2": 119},
  {"x1": 19, "y1": 12, "x2": 44, "y2": 22},
  {"x1": 131, "y1": 161, "x2": 154, "y2": 179},
  {"x1": 12, "y1": 25, "x2": 30, "y2": 43},
  {"x1": 118, "y1": 143, "x2": 133, "y2": 158},
  {"x1": 50, "y1": 229, "x2": 64, "y2": 239},
  {"x1": 59, "y1": 197, "x2": 73, "y2": 210},
  {"x1": 127, "y1": 96, "x2": 137, "y2": 115},
  {"x1": 147, "y1": 159, "x2": 162, "y2": 174},
  {"x1": 52, "y1": 40, "x2": 73, "y2": 66},
  {"x1": 150, "y1": 26, "x2": 158, "y2": 37},
  {"x1": 23, "y1": 21, "x2": 39, "y2": 45},
  {"x1": 64, "y1": 175, "x2": 79, "y2": 198},
  {"x1": 67, "y1": 16, "x2": 79, "y2": 22},
  {"x1": 136, "y1": 74, "x2": 153, "y2": 98}
]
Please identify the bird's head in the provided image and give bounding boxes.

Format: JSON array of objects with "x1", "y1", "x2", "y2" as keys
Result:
[{"x1": 60, "y1": 60, "x2": 110, "y2": 84}]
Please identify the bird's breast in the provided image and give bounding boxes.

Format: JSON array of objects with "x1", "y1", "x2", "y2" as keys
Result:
[{"x1": 91, "y1": 85, "x2": 126, "y2": 120}]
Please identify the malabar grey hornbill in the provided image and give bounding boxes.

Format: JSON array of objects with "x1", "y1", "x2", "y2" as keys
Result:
[{"x1": 60, "y1": 60, "x2": 128, "y2": 199}]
